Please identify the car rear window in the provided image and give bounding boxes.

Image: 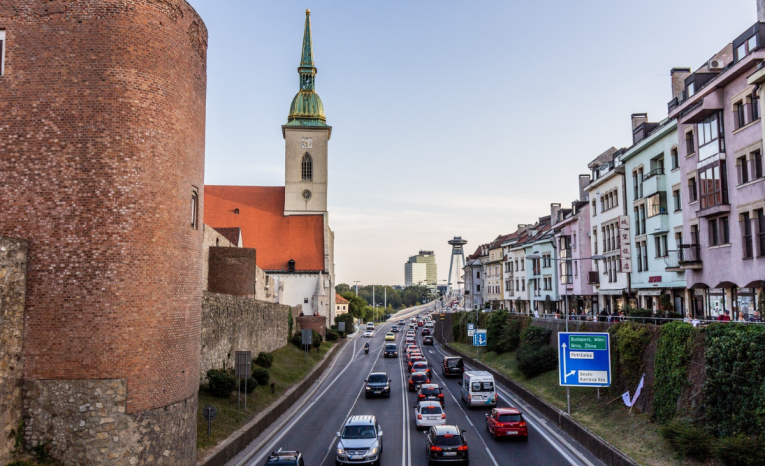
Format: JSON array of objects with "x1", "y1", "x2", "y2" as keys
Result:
[
  {"x1": 412, "y1": 374, "x2": 428, "y2": 382},
  {"x1": 446, "y1": 359, "x2": 463, "y2": 368},
  {"x1": 498, "y1": 414, "x2": 522, "y2": 422},
  {"x1": 435, "y1": 435, "x2": 464, "y2": 446},
  {"x1": 421, "y1": 387, "x2": 440, "y2": 396},
  {"x1": 413, "y1": 363, "x2": 427, "y2": 368},
  {"x1": 471, "y1": 382, "x2": 494, "y2": 392},
  {"x1": 421, "y1": 406, "x2": 442, "y2": 414}
]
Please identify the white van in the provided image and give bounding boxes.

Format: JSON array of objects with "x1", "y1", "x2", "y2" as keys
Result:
[{"x1": 459, "y1": 371, "x2": 497, "y2": 408}]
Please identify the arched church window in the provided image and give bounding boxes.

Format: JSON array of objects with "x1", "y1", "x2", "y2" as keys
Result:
[{"x1": 301, "y1": 153, "x2": 313, "y2": 181}]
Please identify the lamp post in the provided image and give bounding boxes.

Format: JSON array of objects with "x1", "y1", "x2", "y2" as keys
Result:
[{"x1": 526, "y1": 251, "x2": 605, "y2": 415}]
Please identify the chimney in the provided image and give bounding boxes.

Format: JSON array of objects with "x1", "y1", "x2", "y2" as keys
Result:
[
  {"x1": 550, "y1": 203, "x2": 561, "y2": 224},
  {"x1": 517, "y1": 224, "x2": 527, "y2": 231},
  {"x1": 631, "y1": 113, "x2": 648, "y2": 131},
  {"x1": 578, "y1": 174, "x2": 591, "y2": 202},
  {"x1": 670, "y1": 68, "x2": 691, "y2": 100},
  {"x1": 759, "y1": 0, "x2": 765, "y2": 23}
]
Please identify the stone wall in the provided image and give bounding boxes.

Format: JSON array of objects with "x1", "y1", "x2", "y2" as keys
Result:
[
  {"x1": 201, "y1": 292, "x2": 290, "y2": 381},
  {"x1": 23, "y1": 379, "x2": 196, "y2": 466},
  {"x1": 0, "y1": 237, "x2": 27, "y2": 464}
]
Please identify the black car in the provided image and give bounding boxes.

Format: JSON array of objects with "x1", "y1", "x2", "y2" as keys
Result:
[
  {"x1": 365, "y1": 372, "x2": 391, "y2": 398},
  {"x1": 408, "y1": 372, "x2": 430, "y2": 392},
  {"x1": 423, "y1": 336, "x2": 434, "y2": 345},
  {"x1": 418, "y1": 384, "x2": 445, "y2": 405},
  {"x1": 383, "y1": 343, "x2": 398, "y2": 358},
  {"x1": 442, "y1": 357, "x2": 464, "y2": 377},
  {"x1": 426, "y1": 425, "x2": 469, "y2": 464},
  {"x1": 264, "y1": 449, "x2": 305, "y2": 465},
  {"x1": 422, "y1": 328, "x2": 432, "y2": 336}
]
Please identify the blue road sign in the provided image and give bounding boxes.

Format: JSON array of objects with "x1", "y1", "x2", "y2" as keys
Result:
[
  {"x1": 558, "y1": 332, "x2": 611, "y2": 387},
  {"x1": 473, "y1": 329, "x2": 487, "y2": 347}
]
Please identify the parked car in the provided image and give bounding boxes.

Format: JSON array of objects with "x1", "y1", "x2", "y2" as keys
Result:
[
  {"x1": 485, "y1": 408, "x2": 528, "y2": 440},
  {"x1": 383, "y1": 343, "x2": 398, "y2": 358},
  {"x1": 442, "y1": 357, "x2": 464, "y2": 377},
  {"x1": 414, "y1": 401, "x2": 446, "y2": 430},
  {"x1": 408, "y1": 372, "x2": 430, "y2": 392},
  {"x1": 423, "y1": 336, "x2": 434, "y2": 345},
  {"x1": 335, "y1": 415, "x2": 383, "y2": 465},
  {"x1": 425, "y1": 425, "x2": 469, "y2": 464},
  {"x1": 418, "y1": 383, "x2": 445, "y2": 405},
  {"x1": 364, "y1": 372, "x2": 391, "y2": 399},
  {"x1": 264, "y1": 449, "x2": 305, "y2": 465}
]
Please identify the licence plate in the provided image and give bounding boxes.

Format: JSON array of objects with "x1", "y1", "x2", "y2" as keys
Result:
[
  {"x1": 373, "y1": 391, "x2": 381, "y2": 394},
  {"x1": 350, "y1": 455, "x2": 363, "y2": 459},
  {"x1": 443, "y1": 452, "x2": 457, "y2": 456},
  {"x1": 506, "y1": 431, "x2": 518, "y2": 435},
  {"x1": 428, "y1": 416, "x2": 438, "y2": 420}
]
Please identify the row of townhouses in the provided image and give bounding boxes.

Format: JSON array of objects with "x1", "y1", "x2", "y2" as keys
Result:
[{"x1": 464, "y1": 7, "x2": 765, "y2": 320}]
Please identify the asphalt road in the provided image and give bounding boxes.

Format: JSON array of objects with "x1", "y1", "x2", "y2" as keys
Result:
[{"x1": 230, "y1": 310, "x2": 604, "y2": 466}]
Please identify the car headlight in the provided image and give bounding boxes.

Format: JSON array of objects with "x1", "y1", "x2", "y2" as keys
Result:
[
  {"x1": 365, "y1": 386, "x2": 370, "y2": 390},
  {"x1": 368, "y1": 447, "x2": 378, "y2": 456},
  {"x1": 337, "y1": 446, "x2": 345, "y2": 455}
]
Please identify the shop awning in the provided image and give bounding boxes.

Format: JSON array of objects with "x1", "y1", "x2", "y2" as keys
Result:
[
  {"x1": 715, "y1": 281, "x2": 738, "y2": 289},
  {"x1": 598, "y1": 289, "x2": 625, "y2": 296},
  {"x1": 689, "y1": 282, "x2": 709, "y2": 289},
  {"x1": 744, "y1": 280, "x2": 765, "y2": 289}
]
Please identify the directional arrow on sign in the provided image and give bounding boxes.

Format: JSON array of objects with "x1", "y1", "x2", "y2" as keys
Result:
[{"x1": 562, "y1": 343, "x2": 575, "y2": 381}]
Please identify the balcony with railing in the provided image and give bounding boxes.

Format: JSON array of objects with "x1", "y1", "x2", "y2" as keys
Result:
[
  {"x1": 664, "y1": 244, "x2": 702, "y2": 269},
  {"x1": 642, "y1": 168, "x2": 665, "y2": 198}
]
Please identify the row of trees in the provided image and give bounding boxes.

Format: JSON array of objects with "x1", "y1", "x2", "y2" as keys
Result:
[{"x1": 335, "y1": 283, "x2": 435, "y2": 311}]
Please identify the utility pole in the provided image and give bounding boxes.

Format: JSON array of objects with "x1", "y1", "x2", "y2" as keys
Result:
[
  {"x1": 384, "y1": 287, "x2": 387, "y2": 312},
  {"x1": 373, "y1": 285, "x2": 375, "y2": 322},
  {"x1": 354, "y1": 281, "x2": 360, "y2": 296}
]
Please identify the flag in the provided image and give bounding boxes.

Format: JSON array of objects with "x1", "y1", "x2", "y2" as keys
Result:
[
  {"x1": 621, "y1": 391, "x2": 632, "y2": 407},
  {"x1": 630, "y1": 374, "x2": 645, "y2": 407}
]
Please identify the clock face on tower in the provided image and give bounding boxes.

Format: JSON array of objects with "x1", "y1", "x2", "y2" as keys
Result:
[{"x1": 301, "y1": 138, "x2": 313, "y2": 149}]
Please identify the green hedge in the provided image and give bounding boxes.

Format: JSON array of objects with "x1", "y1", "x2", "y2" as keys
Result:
[
  {"x1": 652, "y1": 322, "x2": 696, "y2": 423},
  {"x1": 252, "y1": 368, "x2": 270, "y2": 386},
  {"x1": 255, "y1": 351, "x2": 274, "y2": 368},
  {"x1": 516, "y1": 345, "x2": 558, "y2": 378},
  {"x1": 207, "y1": 369, "x2": 237, "y2": 398},
  {"x1": 609, "y1": 321, "x2": 653, "y2": 390}
]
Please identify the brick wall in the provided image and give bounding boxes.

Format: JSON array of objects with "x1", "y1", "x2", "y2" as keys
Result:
[
  {"x1": 296, "y1": 315, "x2": 327, "y2": 338},
  {"x1": 0, "y1": 237, "x2": 27, "y2": 464},
  {"x1": 201, "y1": 292, "x2": 291, "y2": 381},
  {"x1": 208, "y1": 247, "x2": 258, "y2": 298},
  {"x1": 203, "y1": 225, "x2": 236, "y2": 292},
  {"x1": 0, "y1": 1, "x2": 208, "y2": 463}
]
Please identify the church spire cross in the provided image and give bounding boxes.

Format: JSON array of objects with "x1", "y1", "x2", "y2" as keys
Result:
[{"x1": 286, "y1": 9, "x2": 327, "y2": 127}]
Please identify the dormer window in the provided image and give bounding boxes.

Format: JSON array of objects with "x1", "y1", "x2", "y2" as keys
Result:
[
  {"x1": 687, "y1": 82, "x2": 695, "y2": 97},
  {"x1": 737, "y1": 35, "x2": 757, "y2": 61}
]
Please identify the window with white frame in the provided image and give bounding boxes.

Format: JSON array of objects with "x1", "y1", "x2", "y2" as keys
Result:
[{"x1": 0, "y1": 31, "x2": 5, "y2": 76}]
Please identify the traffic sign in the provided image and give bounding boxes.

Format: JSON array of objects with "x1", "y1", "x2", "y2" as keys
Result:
[
  {"x1": 558, "y1": 332, "x2": 611, "y2": 387},
  {"x1": 473, "y1": 329, "x2": 487, "y2": 346},
  {"x1": 467, "y1": 323, "x2": 475, "y2": 337}
]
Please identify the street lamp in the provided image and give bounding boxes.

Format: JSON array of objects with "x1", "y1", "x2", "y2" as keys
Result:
[
  {"x1": 526, "y1": 251, "x2": 605, "y2": 415},
  {"x1": 353, "y1": 281, "x2": 361, "y2": 296}
]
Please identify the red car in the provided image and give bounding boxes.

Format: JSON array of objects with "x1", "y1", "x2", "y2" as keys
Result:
[
  {"x1": 485, "y1": 408, "x2": 528, "y2": 440},
  {"x1": 417, "y1": 321, "x2": 424, "y2": 327}
]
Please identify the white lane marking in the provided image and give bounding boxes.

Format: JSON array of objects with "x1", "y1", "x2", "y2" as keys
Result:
[
  {"x1": 236, "y1": 338, "x2": 357, "y2": 466},
  {"x1": 432, "y1": 343, "x2": 593, "y2": 466},
  {"x1": 399, "y1": 333, "x2": 411, "y2": 466},
  {"x1": 399, "y1": 337, "x2": 408, "y2": 466}
]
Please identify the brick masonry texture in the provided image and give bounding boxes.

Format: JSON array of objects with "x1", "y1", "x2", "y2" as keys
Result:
[
  {"x1": 296, "y1": 315, "x2": 327, "y2": 338},
  {"x1": 0, "y1": 237, "x2": 27, "y2": 464},
  {"x1": 23, "y1": 379, "x2": 197, "y2": 466},
  {"x1": 208, "y1": 247, "x2": 258, "y2": 299},
  {"x1": 201, "y1": 292, "x2": 291, "y2": 382},
  {"x1": 0, "y1": 0, "x2": 208, "y2": 463}
]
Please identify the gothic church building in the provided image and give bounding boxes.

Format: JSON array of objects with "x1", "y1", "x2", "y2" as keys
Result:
[{"x1": 205, "y1": 10, "x2": 336, "y2": 325}]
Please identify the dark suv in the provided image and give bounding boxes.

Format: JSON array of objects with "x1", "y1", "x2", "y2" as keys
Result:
[
  {"x1": 442, "y1": 357, "x2": 464, "y2": 377},
  {"x1": 383, "y1": 343, "x2": 398, "y2": 358},
  {"x1": 365, "y1": 372, "x2": 391, "y2": 398},
  {"x1": 263, "y1": 449, "x2": 305, "y2": 465},
  {"x1": 426, "y1": 425, "x2": 469, "y2": 464}
]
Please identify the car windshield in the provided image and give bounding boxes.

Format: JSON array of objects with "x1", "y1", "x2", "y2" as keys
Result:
[
  {"x1": 421, "y1": 388, "x2": 440, "y2": 396},
  {"x1": 385, "y1": 344, "x2": 396, "y2": 350},
  {"x1": 435, "y1": 435, "x2": 464, "y2": 446},
  {"x1": 421, "y1": 406, "x2": 442, "y2": 414},
  {"x1": 368, "y1": 375, "x2": 387, "y2": 383},
  {"x1": 498, "y1": 414, "x2": 522, "y2": 422},
  {"x1": 446, "y1": 359, "x2": 462, "y2": 368},
  {"x1": 342, "y1": 425, "x2": 376, "y2": 439},
  {"x1": 471, "y1": 382, "x2": 494, "y2": 392}
]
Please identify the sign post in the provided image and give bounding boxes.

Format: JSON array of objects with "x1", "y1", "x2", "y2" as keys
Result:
[
  {"x1": 202, "y1": 405, "x2": 217, "y2": 438},
  {"x1": 473, "y1": 329, "x2": 486, "y2": 360},
  {"x1": 558, "y1": 332, "x2": 611, "y2": 415},
  {"x1": 338, "y1": 322, "x2": 346, "y2": 333},
  {"x1": 467, "y1": 323, "x2": 475, "y2": 338},
  {"x1": 302, "y1": 329, "x2": 312, "y2": 363},
  {"x1": 235, "y1": 351, "x2": 252, "y2": 412}
]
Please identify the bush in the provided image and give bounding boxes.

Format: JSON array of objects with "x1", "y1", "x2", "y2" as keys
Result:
[
  {"x1": 238, "y1": 377, "x2": 257, "y2": 394},
  {"x1": 255, "y1": 351, "x2": 274, "y2": 368},
  {"x1": 658, "y1": 420, "x2": 714, "y2": 460},
  {"x1": 334, "y1": 313, "x2": 355, "y2": 331},
  {"x1": 652, "y1": 322, "x2": 696, "y2": 423},
  {"x1": 252, "y1": 368, "x2": 270, "y2": 386},
  {"x1": 326, "y1": 330, "x2": 338, "y2": 341},
  {"x1": 486, "y1": 310, "x2": 509, "y2": 353},
  {"x1": 290, "y1": 332, "x2": 304, "y2": 349},
  {"x1": 497, "y1": 318, "x2": 522, "y2": 353},
  {"x1": 207, "y1": 369, "x2": 237, "y2": 398},
  {"x1": 610, "y1": 321, "x2": 653, "y2": 384},
  {"x1": 714, "y1": 435, "x2": 765, "y2": 466},
  {"x1": 516, "y1": 345, "x2": 557, "y2": 378},
  {"x1": 628, "y1": 308, "x2": 654, "y2": 324},
  {"x1": 312, "y1": 330, "x2": 323, "y2": 350},
  {"x1": 338, "y1": 331, "x2": 346, "y2": 339},
  {"x1": 520, "y1": 326, "x2": 551, "y2": 349}
]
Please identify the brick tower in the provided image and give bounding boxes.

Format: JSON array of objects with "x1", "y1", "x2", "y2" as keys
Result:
[{"x1": 0, "y1": 1, "x2": 207, "y2": 464}]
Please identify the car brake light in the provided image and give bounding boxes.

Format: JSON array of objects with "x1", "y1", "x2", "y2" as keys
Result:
[
  {"x1": 457, "y1": 445, "x2": 468, "y2": 451},
  {"x1": 430, "y1": 446, "x2": 442, "y2": 452},
  {"x1": 419, "y1": 394, "x2": 425, "y2": 399},
  {"x1": 519, "y1": 422, "x2": 526, "y2": 427},
  {"x1": 427, "y1": 379, "x2": 430, "y2": 383},
  {"x1": 437, "y1": 393, "x2": 444, "y2": 398},
  {"x1": 468, "y1": 394, "x2": 472, "y2": 401},
  {"x1": 441, "y1": 414, "x2": 446, "y2": 419},
  {"x1": 417, "y1": 414, "x2": 422, "y2": 420}
]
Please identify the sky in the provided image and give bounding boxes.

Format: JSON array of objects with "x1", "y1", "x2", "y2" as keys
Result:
[{"x1": 192, "y1": 0, "x2": 757, "y2": 287}]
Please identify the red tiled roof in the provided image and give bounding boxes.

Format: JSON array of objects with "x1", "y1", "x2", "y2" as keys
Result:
[
  {"x1": 204, "y1": 186, "x2": 325, "y2": 271},
  {"x1": 211, "y1": 226, "x2": 241, "y2": 246},
  {"x1": 335, "y1": 293, "x2": 349, "y2": 304}
]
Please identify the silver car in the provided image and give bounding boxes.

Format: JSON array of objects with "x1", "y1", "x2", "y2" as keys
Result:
[{"x1": 335, "y1": 415, "x2": 383, "y2": 465}]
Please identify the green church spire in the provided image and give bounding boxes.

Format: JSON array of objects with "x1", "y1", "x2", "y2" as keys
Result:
[{"x1": 286, "y1": 9, "x2": 327, "y2": 127}]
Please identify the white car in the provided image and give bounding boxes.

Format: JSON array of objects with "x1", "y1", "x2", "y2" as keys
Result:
[
  {"x1": 363, "y1": 330, "x2": 374, "y2": 338},
  {"x1": 414, "y1": 401, "x2": 446, "y2": 429}
]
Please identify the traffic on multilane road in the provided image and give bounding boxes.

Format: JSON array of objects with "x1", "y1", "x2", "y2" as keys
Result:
[{"x1": 246, "y1": 304, "x2": 601, "y2": 466}]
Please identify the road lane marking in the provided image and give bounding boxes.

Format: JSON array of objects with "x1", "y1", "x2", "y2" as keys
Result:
[{"x1": 431, "y1": 343, "x2": 594, "y2": 466}]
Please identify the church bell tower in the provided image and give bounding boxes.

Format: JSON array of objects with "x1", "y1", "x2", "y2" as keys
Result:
[{"x1": 283, "y1": 9, "x2": 331, "y2": 215}]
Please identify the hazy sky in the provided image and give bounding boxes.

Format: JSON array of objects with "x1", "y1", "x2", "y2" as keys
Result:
[{"x1": 193, "y1": 0, "x2": 756, "y2": 286}]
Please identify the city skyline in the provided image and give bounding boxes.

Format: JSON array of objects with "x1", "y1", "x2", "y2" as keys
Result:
[{"x1": 193, "y1": 0, "x2": 756, "y2": 285}]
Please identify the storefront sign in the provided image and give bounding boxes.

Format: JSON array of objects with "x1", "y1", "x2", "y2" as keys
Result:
[{"x1": 648, "y1": 276, "x2": 662, "y2": 283}]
